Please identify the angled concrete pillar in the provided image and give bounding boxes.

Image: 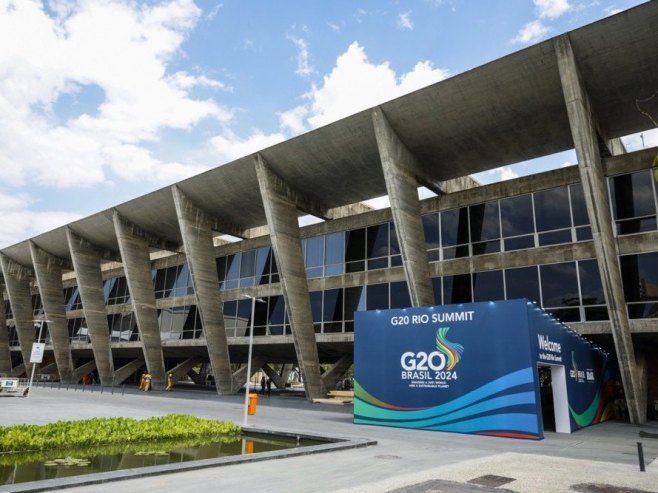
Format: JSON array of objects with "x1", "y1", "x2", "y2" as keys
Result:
[
  {"x1": 321, "y1": 354, "x2": 353, "y2": 391},
  {"x1": 172, "y1": 186, "x2": 234, "y2": 394},
  {"x1": 167, "y1": 356, "x2": 202, "y2": 381},
  {"x1": 556, "y1": 34, "x2": 643, "y2": 423},
  {"x1": 231, "y1": 355, "x2": 266, "y2": 393},
  {"x1": 262, "y1": 364, "x2": 286, "y2": 389},
  {"x1": 113, "y1": 212, "x2": 165, "y2": 389},
  {"x1": 255, "y1": 154, "x2": 325, "y2": 400},
  {"x1": 0, "y1": 297, "x2": 11, "y2": 374},
  {"x1": 372, "y1": 107, "x2": 435, "y2": 307},
  {"x1": 0, "y1": 255, "x2": 37, "y2": 369},
  {"x1": 67, "y1": 229, "x2": 115, "y2": 386},
  {"x1": 29, "y1": 242, "x2": 74, "y2": 383},
  {"x1": 113, "y1": 357, "x2": 145, "y2": 385},
  {"x1": 73, "y1": 360, "x2": 97, "y2": 381}
]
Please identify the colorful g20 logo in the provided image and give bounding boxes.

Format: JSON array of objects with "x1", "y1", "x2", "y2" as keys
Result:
[{"x1": 400, "y1": 327, "x2": 464, "y2": 372}]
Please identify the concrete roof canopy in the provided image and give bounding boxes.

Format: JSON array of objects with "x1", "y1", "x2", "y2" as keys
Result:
[{"x1": 2, "y1": 3, "x2": 657, "y2": 270}]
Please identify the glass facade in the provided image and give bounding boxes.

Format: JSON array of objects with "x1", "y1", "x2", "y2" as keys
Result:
[
  {"x1": 609, "y1": 169, "x2": 658, "y2": 235},
  {"x1": 153, "y1": 263, "x2": 194, "y2": 299},
  {"x1": 423, "y1": 184, "x2": 591, "y2": 260},
  {"x1": 5, "y1": 168, "x2": 658, "y2": 357}
]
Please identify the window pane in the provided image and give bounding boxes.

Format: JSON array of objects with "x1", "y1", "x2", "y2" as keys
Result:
[
  {"x1": 305, "y1": 236, "x2": 324, "y2": 267},
  {"x1": 366, "y1": 224, "x2": 389, "y2": 259},
  {"x1": 534, "y1": 187, "x2": 571, "y2": 231},
  {"x1": 236, "y1": 299, "x2": 252, "y2": 336},
  {"x1": 423, "y1": 213, "x2": 440, "y2": 250},
  {"x1": 504, "y1": 235, "x2": 535, "y2": 251},
  {"x1": 500, "y1": 194, "x2": 534, "y2": 237},
  {"x1": 268, "y1": 296, "x2": 286, "y2": 325},
  {"x1": 240, "y1": 250, "x2": 256, "y2": 278},
  {"x1": 538, "y1": 229, "x2": 572, "y2": 246},
  {"x1": 345, "y1": 229, "x2": 366, "y2": 262},
  {"x1": 309, "y1": 291, "x2": 323, "y2": 323},
  {"x1": 443, "y1": 274, "x2": 472, "y2": 304},
  {"x1": 325, "y1": 232, "x2": 344, "y2": 266},
  {"x1": 578, "y1": 259, "x2": 605, "y2": 305},
  {"x1": 225, "y1": 254, "x2": 241, "y2": 280},
  {"x1": 255, "y1": 247, "x2": 271, "y2": 283},
  {"x1": 366, "y1": 283, "x2": 389, "y2": 310},
  {"x1": 441, "y1": 208, "x2": 469, "y2": 246},
  {"x1": 505, "y1": 266, "x2": 540, "y2": 303},
  {"x1": 469, "y1": 201, "x2": 499, "y2": 242},
  {"x1": 390, "y1": 281, "x2": 411, "y2": 309},
  {"x1": 610, "y1": 170, "x2": 655, "y2": 220},
  {"x1": 432, "y1": 277, "x2": 442, "y2": 305},
  {"x1": 570, "y1": 184, "x2": 589, "y2": 226},
  {"x1": 540, "y1": 262, "x2": 579, "y2": 308},
  {"x1": 620, "y1": 252, "x2": 658, "y2": 302},
  {"x1": 323, "y1": 289, "x2": 343, "y2": 322},
  {"x1": 473, "y1": 270, "x2": 504, "y2": 302},
  {"x1": 344, "y1": 286, "x2": 366, "y2": 320}
]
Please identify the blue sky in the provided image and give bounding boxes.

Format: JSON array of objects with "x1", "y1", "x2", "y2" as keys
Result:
[{"x1": 0, "y1": 0, "x2": 654, "y2": 248}]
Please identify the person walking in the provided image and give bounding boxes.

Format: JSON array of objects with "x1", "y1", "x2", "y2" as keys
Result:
[
  {"x1": 138, "y1": 371, "x2": 146, "y2": 391},
  {"x1": 266, "y1": 377, "x2": 272, "y2": 396},
  {"x1": 143, "y1": 372, "x2": 152, "y2": 392},
  {"x1": 260, "y1": 375, "x2": 266, "y2": 395},
  {"x1": 165, "y1": 373, "x2": 174, "y2": 391}
]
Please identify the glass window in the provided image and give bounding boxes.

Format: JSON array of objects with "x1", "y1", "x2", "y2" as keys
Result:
[
  {"x1": 366, "y1": 283, "x2": 389, "y2": 310},
  {"x1": 344, "y1": 286, "x2": 366, "y2": 320},
  {"x1": 240, "y1": 250, "x2": 256, "y2": 278},
  {"x1": 268, "y1": 296, "x2": 286, "y2": 326},
  {"x1": 505, "y1": 266, "x2": 540, "y2": 303},
  {"x1": 500, "y1": 194, "x2": 534, "y2": 237},
  {"x1": 538, "y1": 229, "x2": 572, "y2": 246},
  {"x1": 540, "y1": 262, "x2": 579, "y2": 308},
  {"x1": 423, "y1": 213, "x2": 440, "y2": 251},
  {"x1": 345, "y1": 229, "x2": 366, "y2": 262},
  {"x1": 504, "y1": 235, "x2": 535, "y2": 251},
  {"x1": 366, "y1": 224, "x2": 389, "y2": 259},
  {"x1": 216, "y1": 256, "x2": 227, "y2": 287},
  {"x1": 64, "y1": 286, "x2": 82, "y2": 311},
  {"x1": 534, "y1": 187, "x2": 571, "y2": 232},
  {"x1": 325, "y1": 232, "x2": 344, "y2": 269},
  {"x1": 236, "y1": 299, "x2": 252, "y2": 336},
  {"x1": 443, "y1": 274, "x2": 472, "y2": 304},
  {"x1": 473, "y1": 270, "x2": 504, "y2": 302},
  {"x1": 578, "y1": 259, "x2": 606, "y2": 305},
  {"x1": 432, "y1": 277, "x2": 442, "y2": 305},
  {"x1": 305, "y1": 236, "x2": 324, "y2": 268},
  {"x1": 32, "y1": 294, "x2": 43, "y2": 316},
  {"x1": 323, "y1": 289, "x2": 343, "y2": 322},
  {"x1": 223, "y1": 300, "x2": 237, "y2": 336},
  {"x1": 390, "y1": 281, "x2": 411, "y2": 309},
  {"x1": 610, "y1": 170, "x2": 656, "y2": 220},
  {"x1": 256, "y1": 247, "x2": 272, "y2": 285},
  {"x1": 309, "y1": 291, "x2": 323, "y2": 323},
  {"x1": 441, "y1": 208, "x2": 469, "y2": 247},
  {"x1": 108, "y1": 313, "x2": 137, "y2": 341},
  {"x1": 469, "y1": 201, "x2": 500, "y2": 242},
  {"x1": 570, "y1": 184, "x2": 590, "y2": 226},
  {"x1": 620, "y1": 252, "x2": 658, "y2": 302},
  {"x1": 159, "y1": 306, "x2": 189, "y2": 340}
]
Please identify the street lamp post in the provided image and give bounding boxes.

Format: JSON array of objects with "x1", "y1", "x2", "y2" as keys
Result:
[
  {"x1": 26, "y1": 320, "x2": 50, "y2": 398},
  {"x1": 242, "y1": 295, "x2": 264, "y2": 427}
]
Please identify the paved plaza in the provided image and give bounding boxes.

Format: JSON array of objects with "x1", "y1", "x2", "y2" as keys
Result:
[{"x1": 1, "y1": 386, "x2": 658, "y2": 492}]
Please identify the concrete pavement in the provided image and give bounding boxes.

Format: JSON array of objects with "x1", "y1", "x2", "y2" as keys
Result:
[{"x1": 1, "y1": 385, "x2": 657, "y2": 492}]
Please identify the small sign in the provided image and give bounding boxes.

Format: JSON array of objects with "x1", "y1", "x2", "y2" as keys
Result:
[
  {"x1": 0, "y1": 379, "x2": 18, "y2": 389},
  {"x1": 30, "y1": 343, "x2": 46, "y2": 363}
]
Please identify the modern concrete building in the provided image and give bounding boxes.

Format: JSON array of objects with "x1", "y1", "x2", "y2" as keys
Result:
[{"x1": 1, "y1": 4, "x2": 657, "y2": 423}]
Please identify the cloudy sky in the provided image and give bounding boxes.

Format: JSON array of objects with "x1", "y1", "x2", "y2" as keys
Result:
[{"x1": 0, "y1": 0, "x2": 654, "y2": 248}]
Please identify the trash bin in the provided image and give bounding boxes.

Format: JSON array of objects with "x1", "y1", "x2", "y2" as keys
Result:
[{"x1": 248, "y1": 393, "x2": 258, "y2": 415}]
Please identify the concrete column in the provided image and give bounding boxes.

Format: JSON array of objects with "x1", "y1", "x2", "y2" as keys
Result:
[
  {"x1": 321, "y1": 354, "x2": 353, "y2": 391},
  {"x1": 29, "y1": 242, "x2": 75, "y2": 383},
  {"x1": 556, "y1": 35, "x2": 644, "y2": 424},
  {"x1": 114, "y1": 358, "x2": 145, "y2": 385},
  {"x1": 254, "y1": 154, "x2": 325, "y2": 400},
  {"x1": 372, "y1": 107, "x2": 435, "y2": 307},
  {"x1": 262, "y1": 364, "x2": 286, "y2": 389},
  {"x1": 113, "y1": 212, "x2": 165, "y2": 389},
  {"x1": 66, "y1": 229, "x2": 115, "y2": 386},
  {"x1": 0, "y1": 295, "x2": 11, "y2": 374},
  {"x1": 172, "y1": 185, "x2": 234, "y2": 394},
  {"x1": 0, "y1": 255, "x2": 39, "y2": 369}
]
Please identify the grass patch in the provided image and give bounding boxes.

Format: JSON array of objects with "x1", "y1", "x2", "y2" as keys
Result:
[{"x1": 0, "y1": 415, "x2": 240, "y2": 454}]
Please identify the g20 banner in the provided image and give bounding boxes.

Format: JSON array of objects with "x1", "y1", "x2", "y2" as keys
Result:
[{"x1": 353, "y1": 299, "x2": 614, "y2": 439}]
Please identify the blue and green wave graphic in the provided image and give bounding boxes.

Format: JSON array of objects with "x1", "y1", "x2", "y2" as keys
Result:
[{"x1": 436, "y1": 327, "x2": 464, "y2": 370}]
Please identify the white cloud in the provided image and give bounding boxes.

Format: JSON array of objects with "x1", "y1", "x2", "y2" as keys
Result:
[
  {"x1": 287, "y1": 33, "x2": 315, "y2": 77},
  {"x1": 205, "y1": 2, "x2": 222, "y2": 21},
  {"x1": 0, "y1": 191, "x2": 81, "y2": 247},
  {"x1": 513, "y1": 20, "x2": 550, "y2": 44},
  {"x1": 534, "y1": 0, "x2": 571, "y2": 19},
  {"x1": 397, "y1": 11, "x2": 414, "y2": 30},
  {"x1": 291, "y1": 42, "x2": 449, "y2": 131},
  {"x1": 604, "y1": 6, "x2": 623, "y2": 16},
  {"x1": 0, "y1": 0, "x2": 229, "y2": 189}
]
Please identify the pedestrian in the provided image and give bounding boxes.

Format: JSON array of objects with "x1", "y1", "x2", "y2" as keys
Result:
[
  {"x1": 143, "y1": 372, "x2": 152, "y2": 392},
  {"x1": 138, "y1": 371, "x2": 146, "y2": 391},
  {"x1": 165, "y1": 373, "x2": 174, "y2": 391},
  {"x1": 260, "y1": 375, "x2": 266, "y2": 395},
  {"x1": 266, "y1": 377, "x2": 272, "y2": 396}
]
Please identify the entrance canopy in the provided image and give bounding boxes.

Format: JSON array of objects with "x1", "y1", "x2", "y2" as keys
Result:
[{"x1": 354, "y1": 299, "x2": 615, "y2": 439}]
